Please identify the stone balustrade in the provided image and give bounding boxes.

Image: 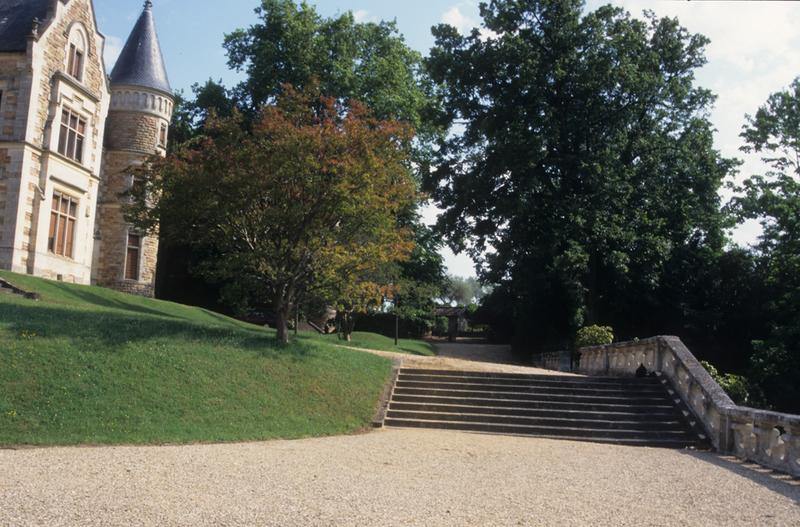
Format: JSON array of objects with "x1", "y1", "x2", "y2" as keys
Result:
[
  {"x1": 576, "y1": 336, "x2": 800, "y2": 477},
  {"x1": 535, "y1": 351, "x2": 562, "y2": 371}
]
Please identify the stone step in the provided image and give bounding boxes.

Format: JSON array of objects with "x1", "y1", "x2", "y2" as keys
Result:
[
  {"x1": 395, "y1": 379, "x2": 665, "y2": 396},
  {"x1": 385, "y1": 410, "x2": 691, "y2": 431},
  {"x1": 383, "y1": 418, "x2": 701, "y2": 446},
  {"x1": 390, "y1": 394, "x2": 677, "y2": 413},
  {"x1": 392, "y1": 387, "x2": 671, "y2": 405},
  {"x1": 398, "y1": 372, "x2": 661, "y2": 390},
  {"x1": 399, "y1": 369, "x2": 657, "y2": 385},
  {"x1": 387, "y1": 402, "x2": 685, "y2": 421},
  {"x1": 383, "y1": 369, "x2": 704, "y2": 448}
]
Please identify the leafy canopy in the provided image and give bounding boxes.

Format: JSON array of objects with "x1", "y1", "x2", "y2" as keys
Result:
[
  {"x1": 425, "y1": 0, "x2": 735, "y2": 348},
  {"x1": 223, "y1": 0, "x2": 440, "y2": 142},
  {"x1": 732, "y1": 77, "x2": 800, "y2": 412}
]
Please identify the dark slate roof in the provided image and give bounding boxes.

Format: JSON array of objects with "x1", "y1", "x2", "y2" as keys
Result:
[
  {"x1": 109, "y1": 1, "x2": 170, "y2": 94},
  {"x1": 0, "y1": 0, "x2": 50, "y2": 52}
]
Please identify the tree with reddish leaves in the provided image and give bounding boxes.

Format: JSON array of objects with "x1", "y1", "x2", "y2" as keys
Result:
[{"x1": 127, "y1": 86, "x2": 418, "y2": 343}]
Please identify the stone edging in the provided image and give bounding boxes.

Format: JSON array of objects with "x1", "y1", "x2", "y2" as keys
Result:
[{"x1": 372, "y1": 366, "x2": 401, "y2": 428}]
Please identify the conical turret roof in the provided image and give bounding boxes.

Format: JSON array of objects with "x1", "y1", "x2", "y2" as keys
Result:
[{"x1": 110, "y1": 1, "x2": 170, "y2": 95}]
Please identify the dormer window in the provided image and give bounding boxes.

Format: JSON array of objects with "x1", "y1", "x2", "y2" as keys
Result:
[
  {"x1": 68, "y1": 44, "x2": 84, "y2": 81},
  {"x1": 65, "y1": 26, "x2": 87, "y2": 82}
]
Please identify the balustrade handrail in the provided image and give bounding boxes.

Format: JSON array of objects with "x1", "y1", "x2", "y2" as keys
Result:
[{"x1": 575, "y1": 335, "x2": 800, "y2": 478}]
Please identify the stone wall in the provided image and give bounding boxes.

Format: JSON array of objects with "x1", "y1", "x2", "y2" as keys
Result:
[
  {"x1": 0, "y1": 51, "x2": 31, "y2": 141},
  {"x1": 0, "y1": 47, "x2": 32, "y2": 272},
  {"x1": 94, "y1": 147, "x2": 160, "y2": 297},
  {"x1": 0, "y1": 0, "x2": 109, "y2": 284},
  {"x1": 104, "y1": 109, "x2": 167, "y2": 154},
  {"x1": 0, "y1": 146, "x2": 23, "y2": 269},
  {"x1": 31, "y1": 0, "x2": 107, "y2": 153}
]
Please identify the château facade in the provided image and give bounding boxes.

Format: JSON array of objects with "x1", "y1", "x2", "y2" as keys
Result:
[{"x1": 0, "y1": 0, "x2": 171, "y2": 296}]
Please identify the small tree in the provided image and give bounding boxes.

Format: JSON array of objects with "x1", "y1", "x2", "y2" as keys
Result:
[{"x1": 127, "y1": 86, "x2": 417, "y2": 343}]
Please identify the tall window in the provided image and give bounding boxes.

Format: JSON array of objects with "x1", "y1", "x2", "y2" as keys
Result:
[
  {"x1": 57, "y1": 108, "x2": 86, "y2": 163},
  {"x1": 159, "y1": 123, "x2": 168, "y2": 147},
  {"x1": 66, "y1": 28, "x2": 86, "y2": 82},
  {"x1": 48, "y1": 192, "x2": 78, "y2": 258},
  {"x1": 67, "y1": 43, "x2": 84, "y2": 81},
  {"x1": 125, "y1": 233, "x2": 141, "y2": 281}
]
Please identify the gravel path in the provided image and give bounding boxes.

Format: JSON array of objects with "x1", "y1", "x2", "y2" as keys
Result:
[{"x1": 1, "y1": 429, "x2": 797, "y2": 526}]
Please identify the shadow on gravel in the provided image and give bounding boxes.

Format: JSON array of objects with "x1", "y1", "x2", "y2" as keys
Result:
[
  {"x1": 431, "y1": 341, "x2": 523, "y2": 365},
  {"x1": 681, "y1": 450, "x2": 800, "y2": 504}
]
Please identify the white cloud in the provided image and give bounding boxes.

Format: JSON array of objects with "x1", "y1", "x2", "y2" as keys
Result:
[
  {"x1": 442, "y1": 3, "x2": 497, "y2": 40},
  {"x1": 421, "y1": 202, "x2": 478, "y2": 277},
  {"x1": 442, "y1": 6, "x2": 476, "y2": 34},
  {"x1": 353, "y1": 9, "x2": 377, "y2": 24},
  {"x1": 103, "y1": 35, "x2": 124, "y2": 71}
]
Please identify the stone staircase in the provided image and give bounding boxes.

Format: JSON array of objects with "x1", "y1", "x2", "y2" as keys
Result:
[{"x1": 383, "y1": 368, "x2": 706, "y2": 448}]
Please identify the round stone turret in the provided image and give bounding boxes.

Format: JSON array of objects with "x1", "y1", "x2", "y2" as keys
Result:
[{"x1": 93, "y1": 1, "x2": 171, "y2": 297}]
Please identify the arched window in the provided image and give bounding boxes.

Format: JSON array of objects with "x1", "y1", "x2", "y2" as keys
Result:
[{"x1": 66, "y1": 26, "x2": 87, "y2": 82}]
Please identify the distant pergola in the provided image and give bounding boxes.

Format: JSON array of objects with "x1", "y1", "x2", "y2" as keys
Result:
[{"x1": 434, "y1": 306, "x2": 467, "y2": 342}]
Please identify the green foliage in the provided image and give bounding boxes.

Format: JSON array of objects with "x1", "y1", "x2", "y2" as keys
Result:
[
  {"x1": 425, "y1": 0, "x2": 735, "y2": 350},
  {"x1": 747, "y1": 341, "x2": 799, "y2": 412},
  {"x1": 700, "y1": 361, "x2": 755, "y2": 407},
  {"x1": 223, "y1": 0, "x2": 442, "y2": 147},
  {"x1": 389, "y1": 216, "x2": 449, "y2": 333},
  {"x1": 731, "y1": 77, "x2": 800, "y2": 413},
  {"x1": 433, "y1": 316, "x2": 449, "y2": 337},
  {"x1": 575, "y1": 326, "x2": 614, "y2": 349},
  {"x1": 0, "y1": 271, "x2": 392, "y2": 446},
  {"x1": 442, "y1": 276, "x2": 486, "y2": 307}
]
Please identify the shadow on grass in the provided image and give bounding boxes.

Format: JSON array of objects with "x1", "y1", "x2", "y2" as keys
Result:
[
  {"x1": 0, "y1": 302, "x2": 310, "y2": 360},
  {"x1": 53, "y1": 285, "x2": 185, "y2": 319},
  {"x1": 679, "y1": 450, "x2": 800, "y2": 504},
  {"x1": 293, "y1": 332, "x2": 435, "y2": 357}
]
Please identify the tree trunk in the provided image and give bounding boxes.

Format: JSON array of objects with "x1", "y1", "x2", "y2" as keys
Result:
[
  {"x1": 274, "y1": 291, "x2": 292, "y2": 344},
  {"x1": 340, "y1": 310, "x2": 355, "y2": 342},
  {"x1": 276, "y1": 306, "x2": 289, "y2": 344}
]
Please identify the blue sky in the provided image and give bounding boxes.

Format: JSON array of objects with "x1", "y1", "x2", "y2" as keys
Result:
[{"x1": 94, "y1": 0, "x2": 800, "y2": 278}]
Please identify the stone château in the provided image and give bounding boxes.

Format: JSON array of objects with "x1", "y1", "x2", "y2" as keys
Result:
[{"x1": 0, "y1": 0, "x2": 172, "y2": 296}]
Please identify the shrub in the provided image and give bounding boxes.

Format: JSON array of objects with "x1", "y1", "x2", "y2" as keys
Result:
[
  {"x1": 575, "y1": 325, "x2": 614, "y2": 349},
  {"x1": 433, "y1": 316, "x2": 449, "y2": 337},
  {"x1": 700, "y1": 360, "x2": 753, "y2": 406}
]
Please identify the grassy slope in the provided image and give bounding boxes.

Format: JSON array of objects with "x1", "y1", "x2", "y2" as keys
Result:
[
  {"x1": 306, "y1": 331, "x2": 436, "y2": 356},
  {"x1": 0, "y1": 271, "x2": 393, "y2": 446}
]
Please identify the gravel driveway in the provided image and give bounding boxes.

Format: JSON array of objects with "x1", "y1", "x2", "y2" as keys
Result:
[{"x1": 1, "y1": 429, "x2": 797, "y2": 526}]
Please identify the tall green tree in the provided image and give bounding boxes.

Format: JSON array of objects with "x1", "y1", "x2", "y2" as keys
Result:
[
  {"x1": 425, "y1": 0, "x2": 735, "y2": 348},
  {"x1": 733, "y1": 77, "x2": 800, "y2": 412},
  {"x1": 223, "y1": 0, "x2": 441, "y2": 145}
]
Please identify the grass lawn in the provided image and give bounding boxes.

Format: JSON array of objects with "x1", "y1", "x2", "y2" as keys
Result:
[
  {"x1": 305, "y1": 331, "x2": 436, "y2": 357},
  {"x1": 0, "y1": 271, "x2": 393, "y2": 446}
]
